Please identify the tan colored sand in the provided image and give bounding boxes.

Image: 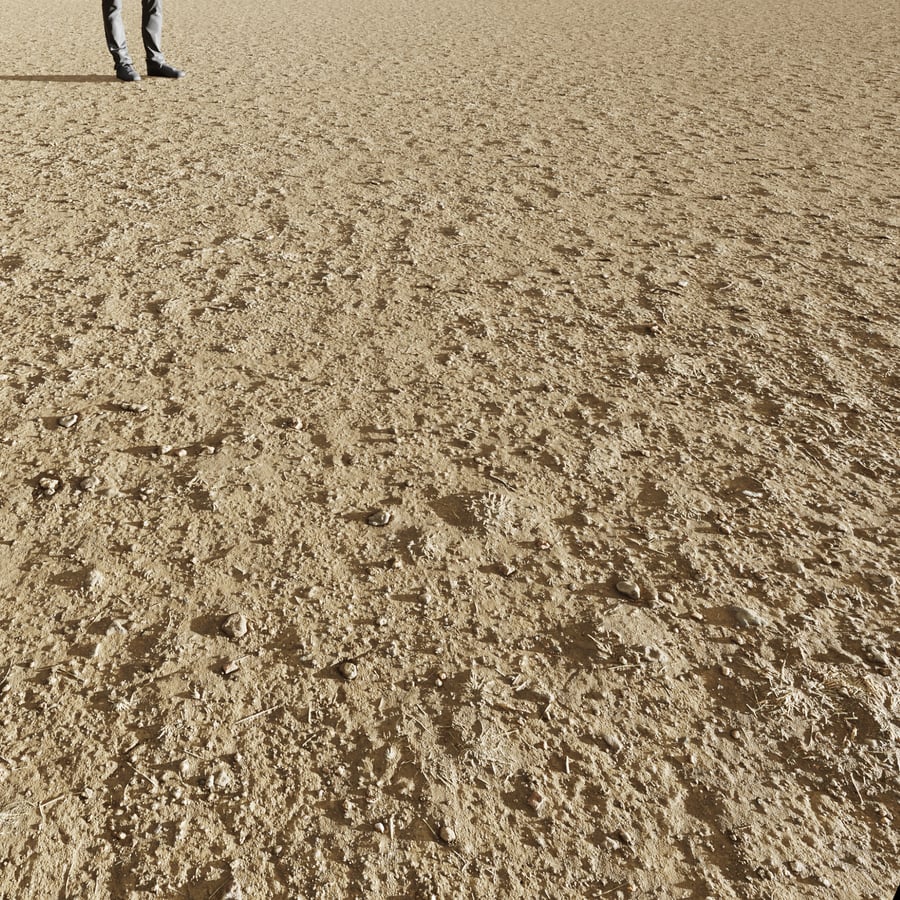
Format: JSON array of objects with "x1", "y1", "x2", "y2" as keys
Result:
[{"x1": 0, "y1": 0, "x2": 897, "y2": 897}]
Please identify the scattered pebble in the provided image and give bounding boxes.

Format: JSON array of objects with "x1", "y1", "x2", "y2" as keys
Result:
[
  {"x1": 38, "y1": 476, "x2": 60, "y2": 496},
  {"x1": 222, "y1": 880, "x2": 243, "y2": 900},
  {"x1": 222, "y1": 660, "x2": 240, "y2": 676},
  {"x1": 86, "y1": 569, "x2": 104, "y2": 592},
  {"x1": 438, "y1": 824, "x2": 455, "y2": 844},
  {"x1": 526, "y1": 790, "x2": 545, "y2": 811},
  {"x1": 119, "y1": 402, "x2": 148, "y2": 413},
  {"x1": 603, "y1": 733, "x2": 624, "y2": 754},
  {"x1": 373, "y1": 821, "x2": 385, "y2": 834},
  {"x1": 615, "y1": 580, "x2": 641, "y2": 601},
  {"x1": 366, "y1": 509, "x2": 391, "y2": 527},
  {"x1": 79, "y1": 475, "x2": 100, "y2": 492},
  {"x1": 496, "y1": 562, "x2": 517, "y2": 577},
  {"x1": 731, "y1": 606, "x2": 765, "y2": 628},
  {"x1": 337, "y1": 660, "x2": 358, "y2": 681},
  {"x1": 221, "y1": 613, "x2": 248, "y2": 639},
  {"x1": 643, "y1": 645, "x2": 669, "y2": 664},
  {"x1": 58, "y1": 414, "x2": 79, "y2": 428}
]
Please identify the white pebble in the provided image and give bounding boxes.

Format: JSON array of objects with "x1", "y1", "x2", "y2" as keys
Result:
[
  {"x1": 221, "y1": 613, "x2": 248, "y2": 639},
  {"x1": 337, "y1": 660, "x2": 358, "y2": 681},
  {"x1": 732, "y1": 606, "x2": 765, "y2": 628},
  {"x1": 615, "y1": 580, "x2": 641, "y2": 601}
]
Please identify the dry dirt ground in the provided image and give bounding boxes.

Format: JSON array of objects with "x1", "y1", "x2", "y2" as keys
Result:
[{"x1": 0, "y1": 0, "x2": 897, "y2": 897}]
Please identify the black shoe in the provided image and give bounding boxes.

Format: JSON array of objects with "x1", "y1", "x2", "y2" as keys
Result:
[
  {"x1": 147, "y1": 61, "x2": 185, "y2": 78},
  {"x1": 115, "y1": 63, "x2": 141, "y2": 82}
]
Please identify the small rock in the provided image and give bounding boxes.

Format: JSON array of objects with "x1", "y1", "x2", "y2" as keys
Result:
[
  {"x1": 526, "y1": 790, "x2": 545, "y2": 811},
  {"x1": 438, "y1": 824, "x2": 455, "y2": 844},
  {"x1": 366, "y1": 509, "x2": 391, "y2": 527},
  {"x1": 58, "y1": 414, "x2": 79, "y2": 428},
  {"x1": 496, "y1": 562, "x2": 517, "y2": 577},
  {"x1": 80, "y1": 475, "x2": 100, "y2": 492},
  {"x1": 106, "y1": 619, "x2": 128, "y2": 636},
  {"x1": 603, "y1": 733, "x2": 624, "y2": 754},
  {"x1": 643, "y1": 645, "x2": 669, "y2": 664},
  {"x1": 615, "y1": 580, "x2": 641, "y2": 601},
  {"x1": 86, "y1": 569, "x2": 104, "y2": 591},
  {"x1": 373, "y1": 821, "x2": 385, "y2": 834},
  {"x1": 119, "y1": 402, "x2": 148, "y2": 413},
  {"x1": 867, "y1": 648, "x2": 889, "y2": 667},
  {"x1": 38, "y1": 476, "x2": 60, "y2": 496},
  {"x1": 732, "y1": 606, "x2": 765, "y2": 628},
  {"x1": 221, "y1": 613, "x2": 248, "y2": 639},
  {"x1": 222, "y1": 660, "x2": 240, "y2": 676},
  {"x1": 337, "y1": 660, "x2": 358, "y2": 681},
  {"x1": 222, "y1": 880, "x2": 243, "y2": 900}
]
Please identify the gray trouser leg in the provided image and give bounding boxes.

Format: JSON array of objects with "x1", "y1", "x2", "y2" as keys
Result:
[
  {"x1": 102, "y1": 0, "x2": 165, "y2": 68},
  {"x1": 142, "y1": 0, "x2": 164, "y2": 65},
  {"x1": 102, "y1": 0, "x2": 132, "y2": 67}
]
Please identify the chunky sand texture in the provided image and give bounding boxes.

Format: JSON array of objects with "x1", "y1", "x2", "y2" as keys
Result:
[{"x1": 0, "y1": 0, "x2": 897, "y2": 897}]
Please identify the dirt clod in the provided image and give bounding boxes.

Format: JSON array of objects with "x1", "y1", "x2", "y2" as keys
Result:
[
  {"x1": 366, "y1": 509, "x2": 391, "y2": 527},
  {"x1": 221, "y1": 612, "x2": 249, "y2": 639}
]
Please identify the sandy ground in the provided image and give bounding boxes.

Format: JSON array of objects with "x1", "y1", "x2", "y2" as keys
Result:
[{"x1": 0, "y1": 0, "x2": 897, "y2": 897}]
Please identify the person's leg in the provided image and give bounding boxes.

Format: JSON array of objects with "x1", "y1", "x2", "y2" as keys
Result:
[
  {"x1": 143, "y1": 0, "x2": 185, "y2": 77},
  {"x1": 141, "y1": 0, "x2": 164, "y2": 65},
  {"x1": 102, "y1": 0, "x2": 132, "y2": 67}
]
